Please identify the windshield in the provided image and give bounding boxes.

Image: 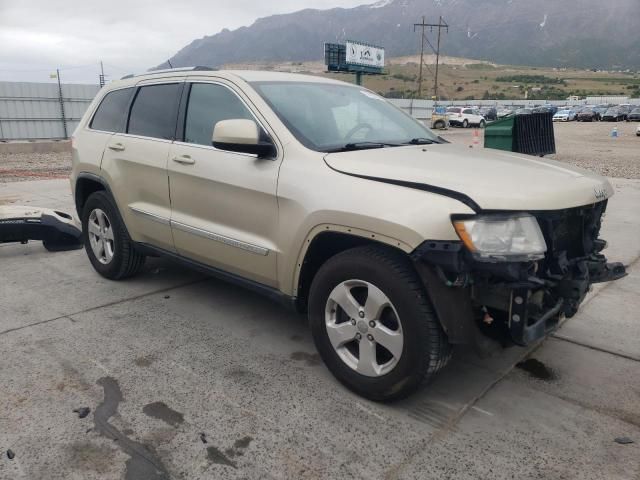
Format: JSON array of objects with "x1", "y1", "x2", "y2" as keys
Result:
[{"x1": 251, "y1": 81, "x2": 439, "y2": 152}]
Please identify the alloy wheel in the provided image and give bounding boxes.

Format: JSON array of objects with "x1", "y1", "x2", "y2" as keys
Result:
[
  {"x1": 324, "y1": 279, "x2": 403, "y2": 377},
  {"x1": 87, "y1": 208, "x2": 115, "y2": 265}
]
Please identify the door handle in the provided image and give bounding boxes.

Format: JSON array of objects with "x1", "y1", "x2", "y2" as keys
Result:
[
  {"x1": 172, "y1": 155, "x2": 195, "y2": 165},
  {"x1": 108, "y1": 143, "x2": 125, "y2": 152}
]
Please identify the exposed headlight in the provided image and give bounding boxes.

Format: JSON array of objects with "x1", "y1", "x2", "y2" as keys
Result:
[{"x1": 452, "y1": 213, "x2": 547, "y2": 262}]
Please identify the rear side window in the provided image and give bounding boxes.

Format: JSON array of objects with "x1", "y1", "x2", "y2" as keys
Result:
[
  {"x1": 127, "y1": 83, "x2": 182, "y2": 140},
  {"x1": 184, "y1": 83, "x2": 253, "y2": 146},
  {"x1": 447, "y1": 107, "x2": 461, "y2": 113},
  {"x1": 90, "y1": 88, "x2": 133, "y2": 132}
]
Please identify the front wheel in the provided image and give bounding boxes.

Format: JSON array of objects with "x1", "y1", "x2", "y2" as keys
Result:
[
  {"x1": 479, "y1": 120, "x2": 486, "y2": 128},
  {"x1": 82, "y1": 191, "x2": 145, "y2": 280},
  {"x1": 308, "y1": 245, "x2": 451, "y2": 402},
  {"x1": 462, "y1": 119, "x2": 469, "y2": 128}
]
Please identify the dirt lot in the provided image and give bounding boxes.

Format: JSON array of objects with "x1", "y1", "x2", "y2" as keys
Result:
[
  {"x1": 0, "y1": 121, "x2": 638, "y2": 182},
  {"x1": 441, "y1": 120, "x2": 640, "y2": 179},
  {"x1": 0, "y1": 151, "x2": 72, "y2": 182}
]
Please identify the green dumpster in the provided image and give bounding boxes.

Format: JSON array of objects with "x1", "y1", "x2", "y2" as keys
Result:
[
  {"x1": 484, "y1": 112, "x2": 555, "y2": 156},
  {"x1": 484, "y1": 116, "x2": 516, "y2": 152}
]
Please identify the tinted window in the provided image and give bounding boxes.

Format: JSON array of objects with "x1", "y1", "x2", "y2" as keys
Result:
[
  {"x1": 462, "y1": 109, "x2": 472, "y2": 114},
  {"x1": 128, "y1": 83, "x2": 182, "y2": 140},
  {"x1": 90, "y1": 88, "x2": 133, "y2": 132},
  {"x1": 184, "y1": 83, "x2": 253, "y2": 146}
]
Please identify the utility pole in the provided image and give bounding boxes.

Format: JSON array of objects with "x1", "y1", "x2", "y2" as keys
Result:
[
  {"x1": 55, "y1": 69, "x2": 68, "y2": 139},
  {"x1": 99, "y1": 61, "x2": 105, "y2": 88},
  {"x1": 413, "y1": 16, "x2": 448, "y2": 100},
  {"x1": 413, "y1": 16, "x2": 427, "y2": 99}
]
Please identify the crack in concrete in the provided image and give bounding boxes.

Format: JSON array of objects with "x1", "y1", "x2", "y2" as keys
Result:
[
  {"x1": 550, "y1": 333, "x2": 640, "y2": 362},
  {"x1": 0, "y1": 279, "x2": 205, "y2": 337}
]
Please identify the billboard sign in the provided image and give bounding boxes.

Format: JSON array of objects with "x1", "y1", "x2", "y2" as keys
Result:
[{"x1": 345, "y1": 41, "x2": 385, "y2": 69}]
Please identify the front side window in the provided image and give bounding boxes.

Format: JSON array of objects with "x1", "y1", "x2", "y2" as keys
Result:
[
  {"x1": 127, "y1": 83, "x2": 182, "y2": 140},
  {"x1": 90, "y1": 88, "x2": 133, "y2": 132},
  {"x1": 252, "y1": 81, "x2": 439, "y2": 152},
  {"x1": 184, "y1": 83, "x2": 253, "y2": 146}
]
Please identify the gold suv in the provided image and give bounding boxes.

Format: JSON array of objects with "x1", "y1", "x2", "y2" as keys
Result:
[{"x1": 71, "y1": 68, "x2": 625, "y2": 401}]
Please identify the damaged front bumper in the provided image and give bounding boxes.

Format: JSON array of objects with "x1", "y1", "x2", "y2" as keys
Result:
[
  {"x1": 0, "y1": 205, "x2": 82, "y2": 251},
  {"x1": 413, "y1": 200, "x2": 627, "y2": 346}
]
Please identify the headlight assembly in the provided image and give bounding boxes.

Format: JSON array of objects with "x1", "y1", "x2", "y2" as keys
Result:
[{"x1": 452, "y1": 213, "x2": 547, "y2": 262}]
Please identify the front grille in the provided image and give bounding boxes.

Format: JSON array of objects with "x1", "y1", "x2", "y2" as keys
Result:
[{"x1": 534, "y1": 200, "x2": 607, "y2": 261}]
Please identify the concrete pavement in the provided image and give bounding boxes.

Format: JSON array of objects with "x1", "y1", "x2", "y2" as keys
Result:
[{"x1": 0, "y1": 178, "x2": 638, "y2": 479}]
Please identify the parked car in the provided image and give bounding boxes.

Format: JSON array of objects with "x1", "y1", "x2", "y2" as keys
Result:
[
  {"x1": 536, "y1": 105, "x2": 559, "y2": 115},
  {"x1": 618, "y1": 104, "x2": 632, "y2": 119},
  {"x1": 70, "y1": 68, "x2": 626, "y2": 401},
  {"x1": 430, "y1": 106, "x2": 450, "y2": 129},
  {"x1": 592, "y1": 105, "x2": 608, "y2": 119},
  {"x1": 497, "y1": 107, "x2": 514, "y2": 118},
  {"x1": 479, "y1": 107, "x2": 497, "y2": 121},
  {"x1": 576, "y1": 108, "x2": 600, "y2": 122},
  {"x1": 553, "y1": 109, "x2": 576, "y2": 122},
  {"x1": 446, "y1": 107, "x2": 486, "y2": 128},
  {"x1": 602, "y1": 107, "x2": 626, "y2": 122},
  {"x1": 626, "y1": 107, "x2": 640, "y2": 121}
]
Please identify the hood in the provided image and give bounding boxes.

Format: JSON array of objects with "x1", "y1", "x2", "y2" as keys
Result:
[{"x1": 324, "y1": 144, "x2": 613, "y2": 211}]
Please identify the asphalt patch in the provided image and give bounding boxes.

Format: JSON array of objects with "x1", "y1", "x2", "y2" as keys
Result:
[
  {"x1": 143, "y1": 401, "x2": 184, "y2": 427},
  {"x1": 94, "y1": 377, "x2": 170, "y2": 480},
  {"x1": 516, "y1": 358, "x2": 557, "y2": 381}
]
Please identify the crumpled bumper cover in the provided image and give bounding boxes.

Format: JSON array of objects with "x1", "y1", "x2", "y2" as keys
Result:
[{"x1": 0, "y1": 206, "x2": 82, "y2": 251}]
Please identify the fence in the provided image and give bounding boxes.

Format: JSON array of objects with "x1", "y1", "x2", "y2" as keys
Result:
[
  {"x1": 1, "y1": 81, "x2": 639, "y2": 140},
  {"x1": 0, "y1": 81, "x2": 101, "y2": 141}
]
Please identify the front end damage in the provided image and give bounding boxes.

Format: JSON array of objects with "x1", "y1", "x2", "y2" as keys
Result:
[{"x1": 412, "y1": 200, "x2": 627, "y2": 347}]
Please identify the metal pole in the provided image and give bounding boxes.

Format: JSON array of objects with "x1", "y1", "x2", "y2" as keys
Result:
[
  {"x1": 99, "y1": 61, "x2": 105, "y2": 87},
  {"x1": 434, "y1": 17, "x2": 442, "y2": 101},
  {"x1": 56, "y1": 69, "x2": 68, "y2": 139},
  {"x1": 414, "y1": 16, "x2": 426, "y2": 99}
]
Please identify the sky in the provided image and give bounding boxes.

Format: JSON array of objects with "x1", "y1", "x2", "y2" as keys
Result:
[{"x1": 0, "y1": 0, "x2": 367, "y2": 84}]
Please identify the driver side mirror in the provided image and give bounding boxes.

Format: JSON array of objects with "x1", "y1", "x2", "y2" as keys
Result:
[{"x1": 212, "y1": 119, "x2": 276, "y2": 158}]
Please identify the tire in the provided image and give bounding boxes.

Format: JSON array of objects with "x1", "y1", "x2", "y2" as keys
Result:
[
  {"x1": 308, "y1": 245, "x2": 451, "y2": 402},
  {"x1": 434, "y1": 120, "x2": 444, "y2": 130},
  {"x1": 462, "y1": 119, "x2": 469, "y2": 128},
  {"x1": 479, "y1": 120, "x2": 486, "y2": 128},
  {"x1": 81, "y1": 191, "x2": 145, "y2": 280}
]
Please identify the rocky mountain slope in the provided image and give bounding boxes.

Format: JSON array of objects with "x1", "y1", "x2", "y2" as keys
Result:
[{"x1": 157, "y1": 0, "x2": 640, "y2": 70}]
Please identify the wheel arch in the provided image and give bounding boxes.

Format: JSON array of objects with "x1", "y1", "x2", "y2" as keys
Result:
[
  {"x1": 292, "y1": 224, "x2": 413, "y2": 312},
  {"x1": 74, "y1": 172, "x2": 111, "y2": 217}
]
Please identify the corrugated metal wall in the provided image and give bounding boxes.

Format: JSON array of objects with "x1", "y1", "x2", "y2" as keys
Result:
[{"x1": 0, "y1": 81, "x2": 100, "y2": 140}]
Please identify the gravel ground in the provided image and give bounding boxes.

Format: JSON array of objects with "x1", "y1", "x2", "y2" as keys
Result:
[
  {"x1": 0, "y1": 151, "x2": 72, "y2": 182},
  {"x1": 441, "y1": 120, "x2": 640, "y2": 179},
  {"x1": 0, "y1": 121, "x2": 638, "y2": 182}
]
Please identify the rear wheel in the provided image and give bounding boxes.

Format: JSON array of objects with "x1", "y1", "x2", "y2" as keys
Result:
[
  {"x1": 81, "y1": 191, "x2": 145, "y2": 280},
  {"x1": 308, "y1": 245, "x2": 451, "y2": 402}
]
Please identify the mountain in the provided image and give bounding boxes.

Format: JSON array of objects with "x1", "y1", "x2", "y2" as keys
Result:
[{"x1": 156, "y1": 0, "x2": 640, "y2": 71}]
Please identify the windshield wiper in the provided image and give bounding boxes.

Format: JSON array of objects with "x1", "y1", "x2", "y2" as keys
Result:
[
  {"x1": 326, "y1": 141, "x2": 402, "y2": 152},
  {"x1": 405, "y1": 137, "x2": 437, "y2": 145}
]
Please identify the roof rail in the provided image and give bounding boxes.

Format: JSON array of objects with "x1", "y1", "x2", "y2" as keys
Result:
[{"x1": 120, "y1": 66, "x2": 215, "y2": 80}]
